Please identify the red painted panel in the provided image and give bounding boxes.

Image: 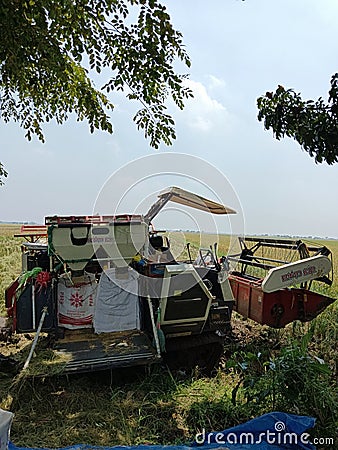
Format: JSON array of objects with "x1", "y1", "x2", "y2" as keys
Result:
[
  {"x1": 228, "y1": 274, "x2": 335, "y2": 328},
  {"x1": 249, "y1": 287, "x2": 264, "y2": 324}
]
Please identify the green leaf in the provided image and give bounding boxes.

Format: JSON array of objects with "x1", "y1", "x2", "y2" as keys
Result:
[{"x1": 0, "y1": 0, "x2": 192, "y2": 180}]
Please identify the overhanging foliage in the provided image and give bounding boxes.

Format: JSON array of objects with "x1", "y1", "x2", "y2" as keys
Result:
[
  {"x1": 257, "y1": 74, "x2": 338, "y2": 164},
  {"x1": 0, "y1": 0, "x2": 193, "y2": 183}
]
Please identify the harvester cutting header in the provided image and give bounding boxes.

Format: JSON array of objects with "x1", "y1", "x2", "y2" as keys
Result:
[{"x1": 4, "y1": 187, "x2": 335, "y2": 374}]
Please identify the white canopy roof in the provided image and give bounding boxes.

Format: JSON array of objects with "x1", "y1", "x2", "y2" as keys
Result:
[{"x1": 144, "y1": 186, "x2": 236, "y2": 223}]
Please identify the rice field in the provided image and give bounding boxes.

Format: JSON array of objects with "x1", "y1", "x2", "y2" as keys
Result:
[{"x1": 0, "y1": 225, "x2": 22, "y2": 315}]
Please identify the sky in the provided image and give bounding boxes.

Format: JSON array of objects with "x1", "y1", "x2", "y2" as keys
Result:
[{"x1": 1, "y1": 0, "x2": 338, "y2": 238}]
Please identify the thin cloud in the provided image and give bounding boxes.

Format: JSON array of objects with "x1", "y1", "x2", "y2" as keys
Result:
[
  {"x1": 208, "y1": 75, "x2": 227, "y2": 90},
  {"x1": 181, "y1": 79, "x2": 229, "y2": 133}
]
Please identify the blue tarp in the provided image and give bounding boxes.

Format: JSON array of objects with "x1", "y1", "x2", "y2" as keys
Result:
[{"x1": 8, "y1": 412, "x2": 316, "y2": 450}]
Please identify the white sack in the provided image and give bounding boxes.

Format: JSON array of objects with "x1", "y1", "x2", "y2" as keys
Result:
[
  {"x1": 94, "y1": 268, "x2": 140, "y2": 333},
  {"x1": 0, "y1": 409, "x2": 13, "y2": 450},
  {"x1": 57, "y1": 273, "x2": 97, "y2": 329}
]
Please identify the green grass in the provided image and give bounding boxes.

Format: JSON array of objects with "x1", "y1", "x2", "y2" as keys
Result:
[
  {"x1": 0, "y1": 226, "x2": 337, "y2": 449},
  {"x1": 0, "y1": 225, "x2": 22, "y2": 316},
  {"x1": 2, "y1": 349, "x2": 336, "y2": 448}
]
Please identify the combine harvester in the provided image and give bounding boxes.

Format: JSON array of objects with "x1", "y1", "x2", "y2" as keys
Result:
[{"x1": 3, "y1": 187, "x2": 336, "y2": 375}]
